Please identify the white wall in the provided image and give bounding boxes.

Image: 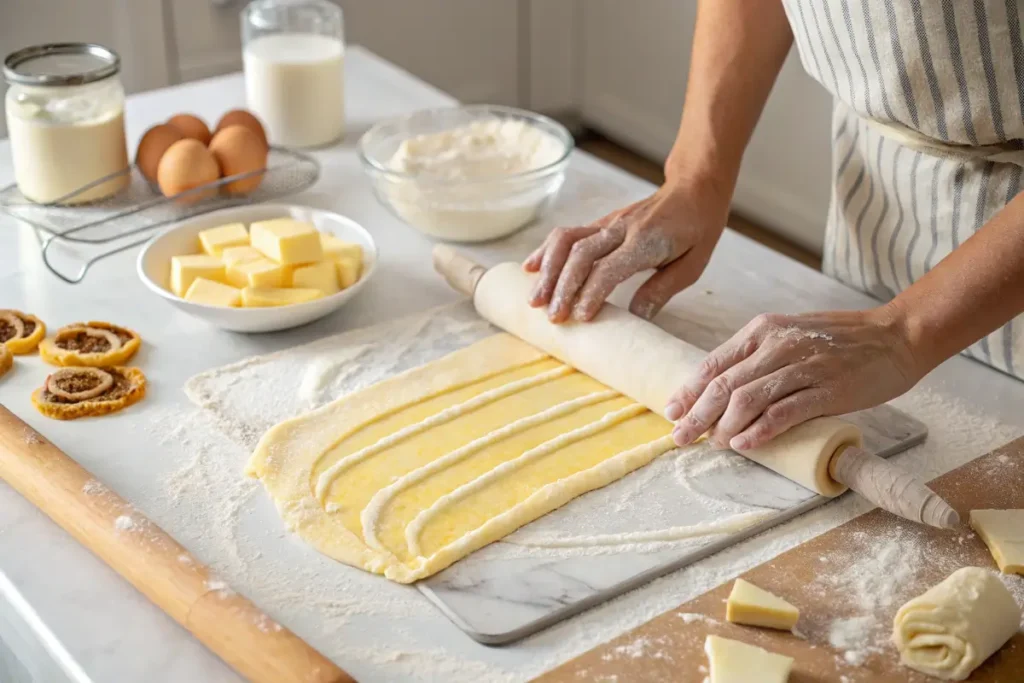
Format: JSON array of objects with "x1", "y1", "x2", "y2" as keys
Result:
[{"x1": 575, "y1": 1, "x2": 833, "y2": 253}]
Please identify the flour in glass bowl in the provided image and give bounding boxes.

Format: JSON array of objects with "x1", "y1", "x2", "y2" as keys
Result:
[{"x1": 382, "y1": 117, "x2": 568, "y2": 242}]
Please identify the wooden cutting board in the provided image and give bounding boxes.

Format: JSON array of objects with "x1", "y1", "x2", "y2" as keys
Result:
[{"x1": 538, "y1": 437, "x2": 1024, "y2": 682}]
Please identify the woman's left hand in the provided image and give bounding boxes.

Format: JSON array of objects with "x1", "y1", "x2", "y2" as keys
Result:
[{"x1": 664, "y1": 305, "x2": 924, "y2": 450}]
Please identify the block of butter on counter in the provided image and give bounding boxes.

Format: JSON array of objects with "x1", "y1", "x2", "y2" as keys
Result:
[
  {"x1": 242, "y1": 286, "x2": 324, "y2": 307},
  {"x1": 184, "y1": 277, "x2": 242, "y2": 307},
  {"x1": 250, "y1": 218, "x2": 324, "y2": 265},
  {"x1": 199, "y1": 222, "x2": 250, "y2": 255},
  {"x1": 171, "y1": 254, "x2": 226, "y2": 297}
]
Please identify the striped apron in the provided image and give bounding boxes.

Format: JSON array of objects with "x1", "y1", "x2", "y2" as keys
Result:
[{"x1": 780, "y1": 0, "x2": 1024, "y2": 379}]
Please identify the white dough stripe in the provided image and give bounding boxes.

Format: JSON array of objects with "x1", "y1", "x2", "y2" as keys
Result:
[
  {"x1": 402, "y1": 401, "x2": 648, "y2": 557},
  {"x1": 361, "y1": 390, "x2": 622, "y2": 552},
  {"x1": 314, "y1": 365, "x2": 574, "y2": 502}
]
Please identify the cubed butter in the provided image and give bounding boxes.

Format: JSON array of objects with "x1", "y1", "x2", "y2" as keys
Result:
[
  {"x1": 291, "y1": 261, "x2": 340, "y2": 295},
  {"x1": 220, "y1": 245, "x2": 264, "y2": 266},
  {"x1": 226, "y1": 259, "x2": 285, "y2": 288},
  {"x1": 184, "y1": 278, "x2": 242, "y2": 307},
  {"x1": 725, "y1": 579, "x2": 799, "y2": 631},
  {"x1": 335, "y1": 255, "x2": 362, "y2": 289},
  {"x1": 320, "y1": 233, "x2": 364, "y2": 262},
  {"x1": 242, "y1": 287, "x2": 324, "y2": 307},
  {"x1": 171, "y1": 254, "x2": 226, "y2": 297},
  {"x1": 250, "y1": 218, "x2": 323, "y2": 265},
  {"x1": 198, "y1": 222, "x2": 249, "y2": 255}
]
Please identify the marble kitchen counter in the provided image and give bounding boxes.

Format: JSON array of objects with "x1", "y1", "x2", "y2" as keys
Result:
[{"x1": 1, "y1": 48, "x2": 1023, "y2": 683}]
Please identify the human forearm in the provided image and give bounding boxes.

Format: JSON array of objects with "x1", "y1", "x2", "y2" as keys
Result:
[
  {"x1": 666, "y1": 0, "x2": 794, "y2": 191},
  {"x1": 889, "y1": 190, "x2": 1024, "y2": 374}
]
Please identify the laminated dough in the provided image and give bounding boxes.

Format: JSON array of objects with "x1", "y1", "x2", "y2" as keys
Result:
[
  {"x1": 725, "y1": 578, "x2": 799, "y2": 631},
  {"x1": 970, "y1": 509, "x2": 1024, "y2": 574},
  {"x1": 247, "y1": 333, "x2": 676, "y2": 583},
  {"x1": 474, "y1": 263, "x2": 862, "y2": 497},
  {"x1": 703, "y1": 635, "x2": 793, "y2": 683},
  {"x1": 892, "y1": 566, "x2": 1021, "y2": 680}
]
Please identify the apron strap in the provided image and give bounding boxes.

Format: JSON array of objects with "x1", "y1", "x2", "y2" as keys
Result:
[{"x1": 862, "y1": 117, "x2": 1024, "y2": 167}]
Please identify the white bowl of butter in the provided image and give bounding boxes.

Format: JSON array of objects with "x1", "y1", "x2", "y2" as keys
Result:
[{"x1": 137, "y1": 204, "x2": 377, "y2": 333}]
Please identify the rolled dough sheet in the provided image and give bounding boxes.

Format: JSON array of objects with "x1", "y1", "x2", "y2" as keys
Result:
[
  {"x1": 892, "y1": 566, "x2": 1021, "y2": 680},
  {"x1": 247, "y1": 333, "x2": 676, "y2": 583}
]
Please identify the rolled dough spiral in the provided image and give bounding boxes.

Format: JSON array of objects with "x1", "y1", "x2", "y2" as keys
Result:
[
  {"x1": 473, "y1": 263, "x2": 862, "y2": 497},
  {"x1": 893, "y1": 566, "x2": 1021, "y2": 680}
]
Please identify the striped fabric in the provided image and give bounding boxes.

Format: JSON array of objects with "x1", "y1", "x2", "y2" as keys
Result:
[{"x1": 781, "y1": 0, "x2": 1024, "y2": 378}]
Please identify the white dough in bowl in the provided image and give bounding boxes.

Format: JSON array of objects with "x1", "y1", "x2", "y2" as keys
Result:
[{"x1": 384, "y1": 118, "x2": 565, "y2": 242}]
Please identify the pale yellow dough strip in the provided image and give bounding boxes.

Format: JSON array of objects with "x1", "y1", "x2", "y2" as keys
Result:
[
  {"x1": 361, "y1": 390, "x2": 620, "y2": 553},
  {"x1": 314, "y1": 364, "x2": 573, "y2": 502},
  {"x1": 388, "y1": 432, "x2": 678, "y2": 582},
  {"x1": 402, "y1": 402, "x2": 647, "y2": 556}
]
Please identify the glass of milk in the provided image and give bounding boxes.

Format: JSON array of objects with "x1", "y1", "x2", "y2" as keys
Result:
[{"x1": 242, "y1": 0, "x2": 345, "y2": 148}]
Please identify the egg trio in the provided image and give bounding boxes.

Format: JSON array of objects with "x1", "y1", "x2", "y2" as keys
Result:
[{"x1": 135, "y1": 109, "x2": 269, "y2": 200}]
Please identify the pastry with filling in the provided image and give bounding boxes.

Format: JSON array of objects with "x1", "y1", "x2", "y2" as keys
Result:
[
  {"x1": 32, "y1": 366, "x2": 146, "y2": 420},
  {"x1": 39, "y1": 321, "x2": 141, "y2": 367},
  {"x1": 0, "y1": 344, "x2": 12, "y2": 378},
  {"x1": 0, "y1": 310, "x2": 46, "y2": 354}
]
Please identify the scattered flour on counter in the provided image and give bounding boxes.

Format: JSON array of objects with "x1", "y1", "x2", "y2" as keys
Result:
[
  {"x1": 998, "y1": 573, "x2": 1024, "y2": 630},
  {"x1": 828, "y1": 617, "x2": 878, "y2": 665},
  {"x1": 120, "y1": 299, "x2": 1023, "y2": 683},
  {"x1": 82, "y1": 479, "x2": 108, "y2": 496}
]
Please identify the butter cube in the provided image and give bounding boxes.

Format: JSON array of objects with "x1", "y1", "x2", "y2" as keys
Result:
[
  {"x1": 220, "y1": 245, "x2": 264, "y2": 267},
  {"x1": 320, "y1": 233, "x2": 363, "y2": 262},
  {"x1": 198, "y1": 223, "x2": 249, "y2": 255},
  {"x1": 184, "y1": 278, "x2": 241, "y2": 307},
  {"x1": 171, "y1": 254, "x2": 225, "y2": 297},
  {"x1": 250, "y1": 218, "x2": 323, "y2": 264},
  {"x1": 242, "y1": 287, "x2": 324, "y2": 307},
  {"x1": 291, "y1": 261, "x2": 340, "y2": 295},
  {"x1": 226, "y1": 259, "x2": 285, "y2": 288},
  {"x1": 335, "y1": 255, "x2": 362, "y2": 289}
]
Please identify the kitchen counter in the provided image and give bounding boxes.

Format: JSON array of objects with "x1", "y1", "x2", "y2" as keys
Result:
[{"x1": 1, "y1": 48, "x2": 1023, "y2": 683}]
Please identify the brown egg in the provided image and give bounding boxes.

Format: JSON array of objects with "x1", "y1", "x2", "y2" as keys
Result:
[
  {"x1": 156, "y1": 138, "x2": 220, "y2": 201},
  {"x1": 214, "y1": 109, "x2": 268, "y2": 150},
  {"x1": 166, "y1": 113, "x2": 212, "y2": 145},
  {"x1": 135, "y1": 124, "x2": 185, "y2": 182},
  {"x1": 208, "y1": 125, "x2": 268, "y2": 194}
]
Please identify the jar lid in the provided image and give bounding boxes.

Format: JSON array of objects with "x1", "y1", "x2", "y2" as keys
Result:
[{"x1": 3, "y1": 43, "x2": 120, "y2": 87}]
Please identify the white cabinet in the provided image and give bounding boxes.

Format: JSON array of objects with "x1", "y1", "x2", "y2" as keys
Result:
[{"x1": 577, "y1": 1, "x2": 834, "y2": 253}]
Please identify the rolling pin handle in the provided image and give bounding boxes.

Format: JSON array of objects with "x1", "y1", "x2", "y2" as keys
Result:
[
  {"x1": 432, "y1": 245, "x2": 487, "y2": 297},
  {"x1": 829, "y1": 446, "x2": 960, "y2": 530}
]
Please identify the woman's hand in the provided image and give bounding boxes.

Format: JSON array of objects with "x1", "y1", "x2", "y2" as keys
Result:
[
  {"x1": 665, "y1": 305, "x2": 924, "y2": 450},
  {"x1": 523, "y1": 176, "x2": 730, "y2": 323}
]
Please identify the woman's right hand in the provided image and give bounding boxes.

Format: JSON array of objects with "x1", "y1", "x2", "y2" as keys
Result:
[{"x1": 523, "y1": 174, "x2": 732, "y2": 323}]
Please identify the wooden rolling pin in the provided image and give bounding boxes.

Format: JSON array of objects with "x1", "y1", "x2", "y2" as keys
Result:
[
  {"x1": 0, "y1": 406, "x2": 352, "y2": 683},
  {"x1": 433, "y1": 245, "x2": 959, "y2": 529}
]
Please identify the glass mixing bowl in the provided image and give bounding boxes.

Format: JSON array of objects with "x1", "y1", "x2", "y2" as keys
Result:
[{"x1": 357, "y1": 104, "x2": 573, "y2": 243}]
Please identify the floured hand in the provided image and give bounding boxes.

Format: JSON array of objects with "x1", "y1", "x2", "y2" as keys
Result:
[
  {"x1": 665, "y1": 306, "x2": 922, "y2": 450},
  {"x1": 523, "y1": 177, "x2": 729, "y2": 323}
]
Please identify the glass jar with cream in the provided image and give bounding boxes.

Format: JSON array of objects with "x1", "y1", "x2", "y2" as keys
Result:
[{"x1": 4, "y1": 43, "x2": 130, "y2": 204}]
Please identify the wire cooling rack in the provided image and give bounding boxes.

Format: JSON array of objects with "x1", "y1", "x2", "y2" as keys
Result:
[{"x1": 0, "y1": 147, "x2": 320, "y2": 283}]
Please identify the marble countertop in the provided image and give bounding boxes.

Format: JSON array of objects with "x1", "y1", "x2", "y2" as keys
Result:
[{"x1": 1, "y1": 47, "x2": 1023, "y2": 683}]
